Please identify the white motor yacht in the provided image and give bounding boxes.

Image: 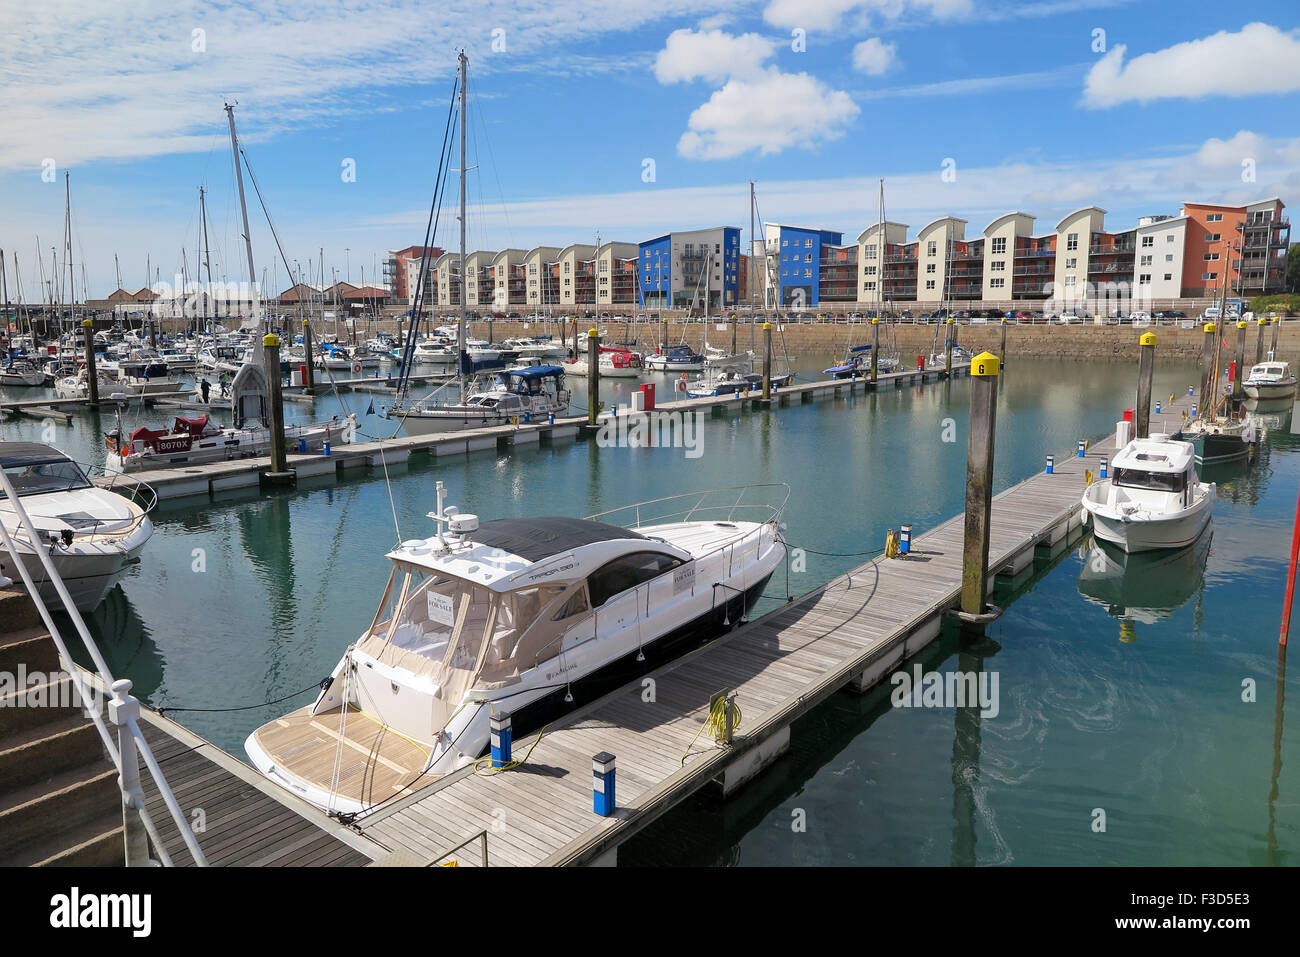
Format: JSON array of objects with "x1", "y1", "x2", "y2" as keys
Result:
[
  {"x1": 1081, "y1": 434, "x2": 1213, "y2": 552},
  {"x1": 1243, "y1": 360, "x2": 1297, "y2": 403},
  {"x1": 0, "y1": 443, "x2": 154, "y2": 611},
  {"x1": 246, "y1": 482, "x2": 788, "y2": 817}
]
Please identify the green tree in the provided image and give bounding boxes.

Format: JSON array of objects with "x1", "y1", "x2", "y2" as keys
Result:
[{"x1": 1288, "y1": 243, "x2": 1300, "y2": 293}]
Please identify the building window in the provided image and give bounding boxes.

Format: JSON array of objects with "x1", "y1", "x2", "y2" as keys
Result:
[
  {"x1": 1065, "y1": 258, "x2": 1077, "y2": 269},
  {"x1": 1140, "y1": 255, "x2": 1152, "y2": 266},
  {"x1": 1064, "y1": 276, "x2": 1075, "y2": 287},
  {"x1": 803, "y1": 269, "x2": 812, "y2": 278},
  {"x1": 1202, "y1": 272, "x2": 1216, "y2": 280},
  {"x1": 1066, "y1": 233, "x2": 1078, "y2": 251},
  {"x1": 1165, "y1": 254, "x2": 1173, "y2": 262},
  {"x1": 927, "y1": 241, "x2": 937, "y2": 256},
  {"x1": 924, "y1": 279, "x2": 936, "y2": 290},
  {"x1": 864, "y1": 244, "x2": 876, "y2": 259},
  {"x1": 990, "y1": 278, "x2": 1005, "y2": 289},
  {"x1": 864, "y1": 281, "x2": 876, "y2": 291},
  {"x1": 782, "y1": 240, "x2": 788, "y2": 247},
  {"x1": 803, "y1": 239, "x2": 812, "y2": 248},
  {"x1": 1139, "y1": 274, "x2": 1151, "y2": 283},
  {"x1": 804, "y1": 253, "x2": 812, "y2": 263},
  {"x1": 1141, "y1": 236, "x2": 1154, "y2": 247},
  {"x1": 1167, "y1": 235, "x2": 1174, "y2": 242},
  {"x1": 1206, "y1": 213, "x2": 1223, "y2": 222},
  {"x1": 1204, "y1": 252, "x2": 1219, "y2": 261},
  {"x1": 926, "y1": 263, "x2": 936, "y2": 274},
  {"x1": 864, "y1": 265, "x2": 876, "y2": 276},
  {"x1": 1205, "y1": 232, "x2": 1220, "y2": 241},
  {"x1": 1163, "y1": 273, "x2": 1172, "y2": 281},
  {"x1": 991, "y1": 237, "x2": 1007, "y2": 255}
]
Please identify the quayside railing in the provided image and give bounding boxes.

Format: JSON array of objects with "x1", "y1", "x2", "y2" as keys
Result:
[{"x1": 0, "y1": 466, "x2": 207, "y2": 866}]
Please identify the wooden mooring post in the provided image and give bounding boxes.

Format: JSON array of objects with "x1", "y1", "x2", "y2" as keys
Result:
[
  {"x1": 82, "y1": 320, "x2": 99, "y2": 405},
  {"x1": 1135, "y1": 331, "x2": 1155, "y2": 440},
  {"x1": 958, "y1": 351, "x2": 1002, "y2": 630},
  {"x1": 587, "y1": 329, "x2": 600, "y2": 427},
  {"x1": 870, "y1": 318, "x2": 879, "y2": 383}
]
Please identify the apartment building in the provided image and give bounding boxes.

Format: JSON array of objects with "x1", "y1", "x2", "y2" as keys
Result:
[
  {"x1": 1181, "y1": 197, "x2": 1290, "y2": 298},
  {"x1": 639, "y1": 227, "x2": 741, "y2": 310},
  {"x1": 386, "y1": 245, "x2": 443, "y2": 303}
]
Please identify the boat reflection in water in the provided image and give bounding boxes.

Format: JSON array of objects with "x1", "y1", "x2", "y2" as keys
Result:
[{"x1": 1076, "y1": 525, "x2": 1212, "y2": 641}]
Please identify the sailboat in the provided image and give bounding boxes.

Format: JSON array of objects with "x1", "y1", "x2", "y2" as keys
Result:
[
  {"x1": 384, "y1": 54, "x2": 550, "y2": 433},
  {"x1": 1177, "y1": 277, "x2": 1259, "y2": 465}
]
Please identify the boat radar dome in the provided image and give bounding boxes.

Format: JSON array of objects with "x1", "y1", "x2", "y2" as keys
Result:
[{"x1": 448, "y1": 513, "x2": 479, "y2": 535}]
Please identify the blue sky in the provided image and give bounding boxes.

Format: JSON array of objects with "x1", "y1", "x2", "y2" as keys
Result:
[{"x1": 1, "y1": 0, "x2": 1297, "y2": 297}]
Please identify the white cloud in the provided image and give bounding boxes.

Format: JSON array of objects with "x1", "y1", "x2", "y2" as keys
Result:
[
  {"x1": 676, "y1": 69, "x2": 860, "y2": 160},
  {"x1": 0, "y1": 0, "x2": 740, "y2": 173},
  {"x1": 1083, "y1": 23, "x2": 1300, "y2": 108},
  {"x1": 851, "y1": 37, "x2": 899, "y2": 75},
  {"x1": 763, "y1": 0, "x2": 972, "y2": 32},
  {"x1": 654, "y1": 28, "x2": 778, "y2": 85},
  {"x1": 856, "y1": 65, "x2": 1079, "y2": 98}
]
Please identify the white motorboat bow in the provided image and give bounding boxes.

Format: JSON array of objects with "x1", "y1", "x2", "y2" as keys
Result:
[
  {"x1": 1080, "y1": 434, "x2": 1213, "y2": 552},
  {"x1": 0, "y1": 443, "x2": 154, "y2": 610},
  {"x1": 246, "y1": 482, "x2": 788, "y2": 816}
]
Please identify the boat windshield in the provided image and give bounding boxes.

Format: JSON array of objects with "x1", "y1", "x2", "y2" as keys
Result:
[
  {"x1": 360, "y1": 564, "x2": 568, "y2": 685},
  {"x1": 1, "y1": 460, "x2": 93, "y2": 499},
  {"x1": 1113, "y1": 467, "x2": 1186, "y2": 492}
]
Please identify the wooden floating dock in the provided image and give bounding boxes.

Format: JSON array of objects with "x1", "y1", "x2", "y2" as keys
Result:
[
  {"x1": 93, "y1": 364, "x2": 970, "y2": 501},
  {"x1": 1, "y1": 390, "x2": 194, "y2": 416}
]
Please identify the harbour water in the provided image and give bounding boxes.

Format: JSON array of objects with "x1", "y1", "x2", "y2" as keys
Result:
[{"x1": 3, "y1": 356, "x2": 1295, "y2": 866}]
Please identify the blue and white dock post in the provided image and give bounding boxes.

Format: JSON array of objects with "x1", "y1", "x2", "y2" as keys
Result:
[
  {"x1": 490, "y1": 711, "x2": 512, "y2": 768},
  {"x1": 1077, "y1": 440, "x2": 1086, "y2": 457},
  {"x1": 899, "y1": 523, "x2": 912, "y2": 555},
  {"x1": 1045, "y1": 454, "x2": 1054, "y2": 474},
  {"x1": 1099, "y1": 457, "x2": 1108, "y2": 479},
  {"x1": 592, "y1": 752, "x2": 616, "y2": 816}
]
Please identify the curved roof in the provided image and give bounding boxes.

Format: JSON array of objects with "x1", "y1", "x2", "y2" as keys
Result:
[
  {"x1": 917, "y1": 217, "x2": 968, "y2": 236},
  {"x1": 471, "y1": 517, "x2": 645, "y2": 563},
  {"x1": 855, "y1": 221, "x2": 908, "y2": 244},
  {"x1": 982, "y1": 211, "x2": 1034, "y2": 235},
  {"x1": 559, "y1": 243, "x2": 598, "y2": 260},
  {"x1": 1054, "y1": 206, "x2": 1107, "y2": 232}
]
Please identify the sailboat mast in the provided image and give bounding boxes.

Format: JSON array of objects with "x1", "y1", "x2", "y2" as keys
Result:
[
  {"x1": 457, "y1": 50, "x2": 468, "y2": 403},
  {"x1": 200, "y1": 186, "x2": 213, "y2": 332},
  {"x1": 877, "y1": 179, "x2": 885, "y2": 321},
  {"x1": 224, "y1": 103, "x2": 260, "y2": 330},
  {"x1": 63, "y1": 172, "x2": 74, "y2": 328}
]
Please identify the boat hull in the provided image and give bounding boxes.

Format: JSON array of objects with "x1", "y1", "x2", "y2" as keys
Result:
[
  {"x1": 0, "y1": 521, "x2": 152, "y2": 611},
  {"x1": 244, "y1": 572, "x2": 773, "y2": 816},
  {"x1": 1083, "y1": 495, "x2": 1212, "y2": 553},
  {"x1": 1243, "y1": 380, "x2": 1297, "y2": 401}
]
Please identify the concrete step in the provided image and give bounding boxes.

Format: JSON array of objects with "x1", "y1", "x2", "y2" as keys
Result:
[
  {"x1": 0, "y1": 674, "x2": 86, "y2": 737},
  {"x1": 0, "y1": 714, "x2": 106, "y2": 793},
  {"x1": 8, "y1": 811, "x2": 124, "y2": 868},
  {"x1": 0, "y1": 628, "x2": 60, "y2": 676},
  {"x1": 0, "y1": 763, "x2": 119, "y2": 862},
  {"x1": 0, "y1": 588, "x2": 42, "y2": 632}
]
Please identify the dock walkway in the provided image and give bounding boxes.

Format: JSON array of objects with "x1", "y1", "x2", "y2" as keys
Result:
[{"x1": 94, "y1": 364, "x2": 969, "y2": 500}]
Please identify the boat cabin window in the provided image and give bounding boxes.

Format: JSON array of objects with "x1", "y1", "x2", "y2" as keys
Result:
[
  {"x1": 587, "y1": 551, "x2": 684, "y2": 607},
  {"x1": 1, "y1": 459, "x2": 92, "y2": 498},
  {"x1": 1113, "y1": 467, "x2": 1186, "y2": 492},
  {"x1": 552, "y1": 585, "x2": 589, "y2": 621}
]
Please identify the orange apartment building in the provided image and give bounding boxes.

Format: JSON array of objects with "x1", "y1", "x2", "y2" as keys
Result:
[{"x1": 1180, "y1": 198, "x2": 1290, "y2": 298}]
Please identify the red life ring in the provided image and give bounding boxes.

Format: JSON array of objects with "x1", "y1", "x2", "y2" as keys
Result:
[{"x1": 351, "y1": 362, "x2": 362, "y2": 373}]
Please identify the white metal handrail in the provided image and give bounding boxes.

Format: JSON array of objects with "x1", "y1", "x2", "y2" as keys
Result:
[{"x1": 0, "y1": 466, "x2": 207, "y2": 866}]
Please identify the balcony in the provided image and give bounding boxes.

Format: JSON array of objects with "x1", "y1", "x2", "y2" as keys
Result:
[
  {"x1": 1013, "y1": 264, "x2": 1052, "y2": 276},
  {"x1": 1018, "y1": 248, "x2": 1055, "y2": 258},
  {"x1": 1088, "y1": 245, "x2": 1135, "y2": 256}
]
